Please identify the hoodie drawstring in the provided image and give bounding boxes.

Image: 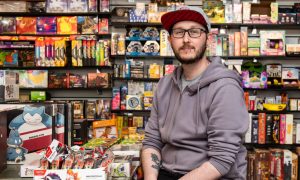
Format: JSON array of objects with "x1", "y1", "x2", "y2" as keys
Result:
[
  {"x1": 196, "y1": 83, "x2": 201, "y2": 135},
  {"x1": 162, "y1": 82, "x2": 174, "y2": 128}
]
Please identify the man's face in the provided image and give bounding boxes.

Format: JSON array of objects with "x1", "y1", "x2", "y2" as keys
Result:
[{"x1": 168, "y1": 21, "x2": 207, "y2": 64}]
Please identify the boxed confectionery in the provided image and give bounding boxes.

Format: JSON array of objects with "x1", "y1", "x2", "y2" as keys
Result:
[
  {"x1": 148, "y1": 3, "x2": 160, "y2": 23},
  {"x1": 30, "y1": 91, "x2": 46, "y2": 101},
  {"x1": 241, "y1": 61, "x2": 267, "y2": 89},
  {"x1": 282, "y1": 67, "x2": 299, "y2": 88},
  {"x1": 203, "y1": 0, "x2": 225, "y2": 23},
  {"x1": 57, "y1": 16, "x2": 77, "y2": 34},
  {"x1": 87, "y1": 73, "x2": 110, "y2": 88},
  {"x1": 72, "y1": 100, "x2": 84, "y2": 119},
  {"x1": 93, "y1": 119, "x2": 118, "y2": 138},
  {"x1": 286, "y1": 44, "x2": 300, "y2": 56},
  {"x1": 126, "y1": 41, "x2": 143, "y2": 56},
  {"x1": 19, "y1": 70, "x2": 48, "y2": 88},
  {"x1": 99, "y1": 0, "x2": 110, "y2": 12},
  {"x1": 26, "y1": 1, "x2": 46, "y2": 13},
  {"x1": 88, "y1": 0, "x2": 97, "y2": 12},
  {"x1": 36, "y1": 17, "x2": 57, "y2": 35},
  {"x1": 112, "y1": 87, "x2": 121, "y2": 110},
  {"x1": 68, "y1": 0, "x2": 88, "y2": 12},
  {"x1": 120, "y1": 85, "x2": 127, "y2": 110},
  {"x1": 72, "y1": 120, "x2": 88, "y2": 145},
  {"x1": 240, "y1": 27, "x2": 248, "y2": 56},
  {"x1": 278, "y1": 8, "x2": 297, "y2": 24},
  {"x1": 77, "y1": 16, "x2": 98, "y2": 34},
  {"x1": 110, "y1": 155, "x2": 134, "y2": 177},
  {"x1": 0, "y1": 70, "x2": 19, "y2": 102},
  {"x1": 0, "y1": 49, "x2": 18, "y2": 67},
  {"x1": 0, "y1": 1, "x2": 26, "y2": 12},
  {"x1": 85, "y1": 100, "x2": 97, "y2": 120},
  {"x1": 260, "y1": 31, "x2": 285, "y2": 56},
  {"x1": 128, "y1": 81, "x2": 144, "y2": 96},
  {"x1": 143, "y1": 41, "x2": 160, "y2": 56},
  {"x1": 0, "y1": 17, "x2": 16, "y2": 34},
  {"x1": 20, "y1": 152, "x2": 44, "y2": 177},
  {"x1": 98, "y1": 18, "x2": 109, "y2": 34},
  {"x1": 32, "y1": 140, "x2": 110, "y2": 180},
  {"x1": 19, "y1": 50, "x2": 35, "y2": 67},
  {"x1": 16, "y1": 17, "x2": 36, "y2": 34},
  {"x1": 266, "y1": 64, "x2": 282, "y2": 88},
  {"x1": 111, "y1": 33, "x2": 125, "y2": 55},
  {"x1": 111, "y1": 7, "x2": 130, "y2": 23},
  {"x1": 271, "y1": 2, "x2": 278, "y2": 24},
  {"x1": 129, "y1": 3, "x2": 148, "y2": 23},
  {"x1": 68, "y1": 73, "x2": 87, "y2": 88},
  {"x1": 95, "y1": 99, "x2": 111, "y2": 120},
  {"x1": 46, "y1": 0, "x2": 68, "y2": 13},
  {"x1": 48, "y1": 72, "x2": 68, "y2": 89}
]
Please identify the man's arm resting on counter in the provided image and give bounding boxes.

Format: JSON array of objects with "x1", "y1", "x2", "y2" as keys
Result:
[
  {"x1": 142, "y1": 147, "x2": 161, "y2": 180},
  {"x1": 179, "y1": 161, "x2": 222, "y2": 180}
]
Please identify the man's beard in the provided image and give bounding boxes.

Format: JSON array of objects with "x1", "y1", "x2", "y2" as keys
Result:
[{"x1": 172, "y1": 43, "x2": 207, "y2": 65}]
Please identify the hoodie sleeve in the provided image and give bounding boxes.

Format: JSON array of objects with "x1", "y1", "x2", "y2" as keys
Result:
[
  {"x1": 142, "y1": 89, "x2": 164, "y2": 152},
  {"x1": 207, "y1": 80, "x2": 249, "y2": 176}
]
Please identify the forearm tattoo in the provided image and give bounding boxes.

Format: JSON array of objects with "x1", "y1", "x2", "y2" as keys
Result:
[{"x1": 151, "y1": 153, "x2": 161, "y2": 170}]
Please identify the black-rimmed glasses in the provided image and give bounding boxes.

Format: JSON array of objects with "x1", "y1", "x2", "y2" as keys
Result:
[{"x1": 171, "y1": 28, "x2": 207, "y2": 38}]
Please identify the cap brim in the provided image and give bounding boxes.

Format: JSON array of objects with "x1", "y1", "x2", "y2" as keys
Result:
[{"x1": 161, "y1": 10, "x2": 208, "y2": 32}]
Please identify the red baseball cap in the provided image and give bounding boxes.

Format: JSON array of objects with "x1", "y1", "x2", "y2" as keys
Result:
[{"x1": 161, "y1": 6, "x2": 211, "y2": 33}]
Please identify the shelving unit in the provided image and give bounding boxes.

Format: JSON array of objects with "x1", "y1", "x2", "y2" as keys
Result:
[
  {"x1": 112, "y1": 54, "x2": 300, "y2": 60},
  {"x1": 19, "y1": 87, "x2": 112, "y2": 91},
  {"x1": 111, "y1": 21, "x2": 300, "y2": 29},
  {"x1": 248, "y1": 110, "x2": 300, "y2": 114},
  {"x1": 0, "y1": 12, "x2": 111, "y2": 16},
  {"x1": 0, "y1": 66, "x2": 112, "y2": 70},
  {"x1": 113, "y1": 77, "x2": 160, "y2": 82},
  {"x1": 111, "y1": 110, "x2": 151, "y2": 113}
]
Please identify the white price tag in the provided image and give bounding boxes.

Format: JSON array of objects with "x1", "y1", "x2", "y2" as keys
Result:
[
  {"x1": 220, "y1": 28, "x2": 226, "y2": 34},
  {"x1": 251, "y1": 28, "x2": 258, "y2": 35}
]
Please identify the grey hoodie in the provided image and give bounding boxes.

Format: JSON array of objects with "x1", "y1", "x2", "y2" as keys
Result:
[{"x1": 142, "y1": 57, "x2": 249, "y2": 179}]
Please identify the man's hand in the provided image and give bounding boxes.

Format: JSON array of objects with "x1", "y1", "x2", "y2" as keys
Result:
[{"x1": 179, "y1": 161, "x2": 221, "y2": 180}]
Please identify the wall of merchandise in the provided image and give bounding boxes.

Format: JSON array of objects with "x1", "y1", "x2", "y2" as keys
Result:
[{"x1": 2, "y1": 0, "x2": 300, "y2": 179}]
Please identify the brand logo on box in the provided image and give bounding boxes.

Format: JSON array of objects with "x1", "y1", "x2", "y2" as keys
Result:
[
  {"x1": 34, "y1": 170, "x2": 46, "y2": 176},
  {"x1": 45, "y1": 146, "x2": 53, "y2": 159}
]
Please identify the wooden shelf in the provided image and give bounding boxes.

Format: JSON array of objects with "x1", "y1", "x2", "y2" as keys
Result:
[
  {"x1": 211, "y1": 23, "x2": 300, "y2": 29},
  {"x1": 111, "y1": 55, "x2": 175, "y2": 59},
  {"x1": 20, "y1": 87, "x2": 112, "y2": 91},
  {"x1": 0, "y1": 34, "x2": 111, "y2": 37},
  {"x1": 248, "y1": 110, "x2": 300, "y2": 114},
  {"x1": 0, "y1": 66, "x2": 112, "y2": 70},
  {"x1": 111, "y1": 22, "x2": 300, "y2": 29},
  {"x1": 113, "y1": 77, "x2": 160, "y2": 82},
  {"x1": 111, "y1": 22, "x2": 162, "y2": 27},
  {"x1": 111, "y1": 110, "x2": 151, "y2": 113},
  {"x1": 111, "y1": 55, "x2": 300, "y2": 60},
  {"x1": 221, "y1": 55, "x2": 300, "y2": 60},
  {"x1": 244, "y1": 87, "x2": 300, "y2": 91},
  {"x1": 0, "y1": 12, "x2": 110, "y2": 17},
  {"x1": 244, "y1": 143, "x2": 300, "y2": 149}
]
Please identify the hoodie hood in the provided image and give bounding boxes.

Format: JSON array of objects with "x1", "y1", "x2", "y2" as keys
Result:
[{"x1": 171, "y1": 56, "x2": 242, "y2": 95}]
